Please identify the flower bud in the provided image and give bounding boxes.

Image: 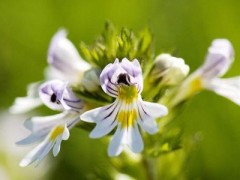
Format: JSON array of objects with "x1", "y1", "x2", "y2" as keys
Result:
[
  {"x1": 151, "y1": 53, "x2": 189, "y2": 86},
  {"x1": 81, "y1": 68, "x2": 101, "y2": 92}
]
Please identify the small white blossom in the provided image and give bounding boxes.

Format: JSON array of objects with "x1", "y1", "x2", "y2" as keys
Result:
[
  {"x1": 172, "y1": 39, "x2": 240, "y2": 106},
  {"x1": 17, "y1": 80, "x2": 83, "y2": 166},
  {"x1": 81, "y1": 58, "x2": 168, "y2": 156}
]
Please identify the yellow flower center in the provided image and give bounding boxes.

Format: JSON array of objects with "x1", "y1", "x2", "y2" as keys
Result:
[
  {"x1": 50, "y1": 125, "x2": 64, "y2": 141},
  {"x1": 117, "y1": 109, "x2": 137, "y2": 127},
  {"x1": 116, "y1": 85, "x2": 139, "y2": 127},
  {"x1": 190, "y1": 76, "x2": 202, "y2": 93},
  {"x1": 118, "y1": 85, "x2": 138, "y2": 104}
]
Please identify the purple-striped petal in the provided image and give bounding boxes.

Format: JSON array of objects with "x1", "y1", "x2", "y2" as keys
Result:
[
  {"x1": 39, "y1": 80, "x2": 83, "y2": 112},
  {"x1": 136, "y1": 99, "x2": 167, "y2": 134},
  {"x1": 48, "y1": 29, "x2": 90, "y2": 76},
  {"x1": 100, "y1": 58, "x2": 143, "y2": 97},
  {"x1": 201, "y1": 39, "x2": 234, "y2": 79},
  {"x1": 81, "y1": 100, "x2": 121, "y2": 138}
]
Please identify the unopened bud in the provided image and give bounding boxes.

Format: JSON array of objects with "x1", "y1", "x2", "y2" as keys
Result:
[
  {"x1": 151, "y1": 53, "x2": 189, "y2": 86},
  {"x1": 81, "y1": 68, "x2": 101, "y2": 92}
]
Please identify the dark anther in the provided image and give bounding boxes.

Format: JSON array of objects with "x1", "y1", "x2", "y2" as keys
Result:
[
  {"x1": 50, "y1": 93, "x2": 57, "y2": 103},
  {"x1": 117, "y1": 73, "x2": 131, "y2": 85}
]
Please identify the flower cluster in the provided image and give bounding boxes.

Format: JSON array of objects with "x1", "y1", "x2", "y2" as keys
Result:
[
  {"x1": 11, "y1": 30, "x2": 87, "y2": 166},
  {"x1": 10, "y1": 24, "x2": 240, "y2": 167}
]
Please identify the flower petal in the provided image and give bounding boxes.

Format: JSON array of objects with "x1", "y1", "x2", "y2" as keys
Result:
[
  {"x1": 108, "y1": 124, "x2": 143, "y2": 156},
  {"x1": 81, "y1": 100, "x2": 121, "y2": 138},
  {"x1": 81, "y1": 100, "x2": 120, "y2": 123},
  {"x1": 24, "y1": 112, "x2": 68, "y2": 132},
  {"x1": 9, "y1": 82, "x2": 43, "y2": 114},
  {"x1": 205, "y1": 77, "x2": 240, "y2": 105},
  {"x1": 108, "y1": 126, "x2": 126, "y2": 156},
  {"x1": 137, "y1": 116, "x2": 158, "y2": 134},
  {"x1": 16, "y1": 134, "x2": 45, "y2": 145},
  {"x1": 136, "y1": 100, "x2": 167, "y2": 134},
  {"x1": 19, "y1": 124, "x2": 68, "y2": 167},
  {"x1": 17, "y1": 113, "x2": 67, "y2": 145},
  {"x1": 39, "y1": 80, "x2": 83, "y2": 112},
  {"x1": 90, "y1": 120, "x2": 118, "y2": 138},
  {"x1": 100, "y1": 58, "x2": 144, "y2": 96},
  {"x1": 127, "y1": 123, "x2": 143, "y2": 153},
  {"x1": 61, "y1": 87, "x2": 83, "y2": 112},
  {"x1": 44, "y1": 66, "x2": 70, "y2": 81},
  {"x1": 121, "y1": 58, "x2": 143, "y2": 92},
  {"x1": 9, "y1": 97, "x2": 43, "y2": 114},
  {"x1": 140, "y1": 100, "x2": 168, "y2": 118},
  {"x1": 100, "y1": 59, "x2": 122, "y2": 97},
  {"x1": 201, "y1": 39, "x2": 234, "y2": 79},
  {"x1": 19, "y1": 138, "x2": 54, "y2": 167},
  {"x1": 39, "y1": 80, "x2": 66, "y2": 111},
  {"x1": 52, "y1": 138, "x2": 62, "y2": 157},
  {"x1": 17, "y1": 112, "x2": 78, "y2": 145},
  {"x1": 53, "y1": 125, "x2": 69, "y2": 157},
  {"x1": 48, "y1": 29, "x2": 90, "y2": 75}
]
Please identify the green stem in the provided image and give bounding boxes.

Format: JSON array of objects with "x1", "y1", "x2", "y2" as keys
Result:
[{"x1": 142, "y1": 157, "x2": 157, "y2": 180}]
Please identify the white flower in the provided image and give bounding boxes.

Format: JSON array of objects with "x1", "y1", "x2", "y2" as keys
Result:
[
  {"x1": 171, "y1": 39, "x2": 240, "y2": 106},
  {"x1": 17, "y1": 112, "x2": 80, "y2": 167},
  {"x1": 17, "y1": 80, "x2": 83, "y2": 166},
  {"x1": 153, "y1": 53, "x2": 189, "y2": 85},
  {"x1": 46, "y1": 29, "x2": 91, "y2": 84},
  {"x1": 81, "y1": 58, "x2": 168, "y2": 156}
]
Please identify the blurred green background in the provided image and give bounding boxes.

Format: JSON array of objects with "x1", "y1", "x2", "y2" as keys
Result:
[{"x1": 1, "y1": 0, "x2": 240, "y2": 179}]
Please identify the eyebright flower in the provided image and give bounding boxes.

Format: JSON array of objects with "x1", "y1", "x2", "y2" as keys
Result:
[
  {"x1": 46, "y1": 29, "x2": 91, "y2": 84},
  {"x1": 80, "y1": 58, "x2": 168, "y2": 156},
  {"x1": 17, "y1": 80, "x2": 83, "y2": 166},
  {"x1": 171, "y1": 39, "x2": 240, "y2": 106}
]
